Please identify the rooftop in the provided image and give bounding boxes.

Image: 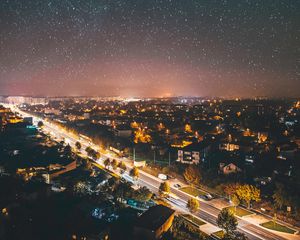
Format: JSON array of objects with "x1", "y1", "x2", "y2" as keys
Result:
[{"x1": 135, "y1": 205, "x2": 175, "y2": 231}]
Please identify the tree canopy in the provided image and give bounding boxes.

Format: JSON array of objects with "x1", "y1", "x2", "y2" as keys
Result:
[
  {"x1": 272, "y1": 183, "x2": 287, "y2": 210},
  {"x1": 183, "y1": 165, "x2": 201, "y2": 186},
  {"x1": 159, "y1": 181, "x2": 170, "y2": 194},
  {"x1": 186, "y1": 198, "x2": 200, "y2": 213},
  {"x1": 37, "y1": 121, "x2": 44, "y2": 128},
  {"x1": 103, "y1": 158, "x2": 111, "y2": 169},
  {"x1": 224, "y1": 183, "x2": 240, "y2": 199},
  {"x1": 231, "y1": 194, "x2": 240, "y2": 212},
  {"x1": 118, "y1": 161, "x2": 127, "y2": 173},
  {"x1": 75, "y1": 141, "x2": 81, "y2": 150},
  {"x1": 236, "y1": 184, "x2": 260, "y2": 209},
  {"x1": 217, "y1": 208, "x2": 238, "y2": 235},
  {"x1": 111, "y1": 159, "x2": 118, "y2": 170},
  {"x1": 134, "y1": 186, "x2": 153, "y2": 202},
  {"x1": 129, "y1": 167, "x2": 139, "y2": 179}
]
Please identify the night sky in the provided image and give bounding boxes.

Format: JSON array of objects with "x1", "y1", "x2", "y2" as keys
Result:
[{"x1": 0, "y1": 0, "x2": 299, "y2": 98}]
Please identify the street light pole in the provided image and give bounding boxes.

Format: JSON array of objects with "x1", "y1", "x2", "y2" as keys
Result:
[{"x1": 133, "y1": 147, "x2": 136, "y2": 162}]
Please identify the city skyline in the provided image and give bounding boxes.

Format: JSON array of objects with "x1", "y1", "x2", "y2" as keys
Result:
[{"x1": 0, "y1": 1, "x2": 299, "y2": 98}]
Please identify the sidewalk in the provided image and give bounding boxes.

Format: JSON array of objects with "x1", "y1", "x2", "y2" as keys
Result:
[
  {"x1": 171, "y1": 201, "x2": 221, "y2": 237},
  {"x1": 200, "y1": 224, "x2": 221, "y2": 235}
]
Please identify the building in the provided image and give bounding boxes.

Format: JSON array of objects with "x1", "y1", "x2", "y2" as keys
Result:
[
  {"x1": 134, "y1": 205, "x2": 175, "y2": 240},
  {"x1": 83, "y1": 112, "x2": 90, "y2": 119},
  {"x1": 276, "y1": 142, "x2": 298, "y2": 160},
  {"x1": 114, "y1": 125, "x2": 132, "y2": 138},
  {"x1": 177, "y1": 141, "x2": 211, "y2": 164},
  {"x1": 23, "y1": 117, "x2": 33, "y2": 125},
  {"x1": 219, "y1": 163, "x2": 242, "y2": 175},
  {"x1": 44, "y1": 108, "x2": 61, "y2": 115},
  {"x1": 219, "y1": 142, "x2": 240, "y2": 151},
  {"x1": 4, "y1": 96, "x2": 48, "y2": 105},
  {"x1": 44, "y1": 160, "x2": 77, "y2": 183}
]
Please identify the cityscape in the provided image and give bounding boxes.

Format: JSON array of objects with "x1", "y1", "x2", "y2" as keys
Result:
[{"x1": 0, "y1": 1, "x2": 299, "y2": 240}]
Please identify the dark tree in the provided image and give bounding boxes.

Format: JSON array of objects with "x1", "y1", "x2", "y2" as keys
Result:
[
  {"x1": 75, "y1": 141, "x2": 81, "y2": 150},
  {"x1": 37, "y1": 121, "x2": 44, "y2": 128},
  {"x1": 217, "y1": 208, "x2": 238, "y2": 235}
]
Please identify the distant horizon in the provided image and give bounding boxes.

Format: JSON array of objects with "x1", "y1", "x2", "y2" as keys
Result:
[{"x1": 1, "y1": 94, "x2": 299, "y2": 100}]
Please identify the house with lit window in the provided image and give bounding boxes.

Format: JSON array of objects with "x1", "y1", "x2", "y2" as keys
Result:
[
  {"x1": 177, "y1": 141, "x2": 211, "y2": 164},
  {"x1": 219, "y1": 162, "x2": 242, "y2": 175}
]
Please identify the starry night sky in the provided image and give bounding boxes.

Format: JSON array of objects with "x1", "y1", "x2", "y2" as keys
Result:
[{"x1": 0, "y1": 0, "x2": 299, "y2": 98}]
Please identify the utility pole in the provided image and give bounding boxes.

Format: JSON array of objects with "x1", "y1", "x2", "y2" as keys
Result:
[
  {"x1": 154, "y1": 150, "x2": 156, "y2": 164},
  {"x1": 168, "y1": 151, "x2": 171, "y2": 166},
  {"x1": 133, "y1": 148, "x2": 136, "y2": 162}
]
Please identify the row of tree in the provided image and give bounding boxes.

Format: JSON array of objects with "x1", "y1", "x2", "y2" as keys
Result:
[
  {"x1": 224, "y1": 183, "x2": 261, "y2": 209},
  {"x1": 85, "y1": 146, "x2": 100, "y2": 160},
  {"x1": 103, "y1": 158, "x2": 126, "y2": 173}
]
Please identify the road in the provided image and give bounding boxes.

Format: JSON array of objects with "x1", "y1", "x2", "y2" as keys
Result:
[
  {"x1": 137, "y1": 167, "x2": 285, "y2": 240},
  {"x1": 12, "y1": 106, "x2": 290, "y2": 240}
]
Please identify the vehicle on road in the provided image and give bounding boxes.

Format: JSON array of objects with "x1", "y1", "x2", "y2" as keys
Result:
[
  {"x1": 173, "y1": 183, "x2": 181, "y2": 188},
  {"x1": 158, "y1": 173, "x2": 168, "y2": 180},
  {"x1": 205, "y1": 193, "x2": 213, "y2": 200},
  {"x1": 197, "y1": 193, "x2": 213, "y2": 201}
]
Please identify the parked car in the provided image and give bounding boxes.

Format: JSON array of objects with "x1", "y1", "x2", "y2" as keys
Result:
[{"x1": 174, "y1": 184, "x2": 181, "y2": 188}]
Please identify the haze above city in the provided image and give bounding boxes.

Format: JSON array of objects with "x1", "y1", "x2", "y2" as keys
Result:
[{"x1": 0, "y1": 1, "x2": 299, "y2": 98}]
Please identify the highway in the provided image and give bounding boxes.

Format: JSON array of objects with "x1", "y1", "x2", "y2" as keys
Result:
[{"x1": 11, "y1": 106, "x2": 290, "y2": 240}]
